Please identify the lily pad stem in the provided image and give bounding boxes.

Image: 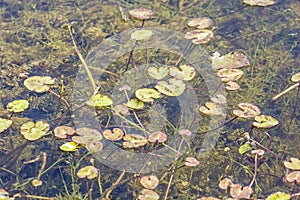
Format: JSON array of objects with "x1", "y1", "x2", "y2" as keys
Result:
[
  {"x1": 105, "y1": 170, "x2": 125, "y2": 198},
  {"x1": 272, "y1": 82, "x2": 300, "y2": 101}
]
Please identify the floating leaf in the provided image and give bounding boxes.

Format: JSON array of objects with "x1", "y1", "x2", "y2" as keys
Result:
[
  {"x1": 31, "y1": 179, "x2": 43, "y2": 187},
  {"x1": 135, "y1": 88, "x2": 161, "y2": 103},
  {"x1": 6, "y1": 99, "x2": 29, "y2": 113},
  {"x1": 85, "y1": 141, "x2": 103, "y2": 152},
  {"x1": 131, "y1": 30, "x2": 153, "y2": 41},
  {"x1": 148, "y1": 131, "x2": 167, "y2": 143},
  {"x1": 266, "y1": 192, "x2": 290, "y2": 200},
  {"x1": 291, "y1": 72, "x2": 300, "y2": 82},
  {"x1": 129, "y1": 8, "x2": 153, "y2": 20},
  {"x1": 24, "y1": 76, "x2": 55, "y2": 93},
  {"x1": 77, "y1": 166, "x2": 98, "y2": 179},
  {"x1": 225, "y1": 81, "x2": 240, "y2": 90},
  {"x1": 155, "y1": 78, "x2": 185, "y2": 96},
  {"x1": 184, "y1": 157, "x2": 200, "y2": 167},
  {"x1": 211, "y1": 94, "x2": 227, "y2": 104},
  {"x1": 103, "y1": 128, "x2": 124, "y2": 141},
  {"x1": 233, "y1": 103, "x2": 261, "y2": 118},
  {"x1": 113, "y1": 104, "x2": 130, "y2": 115},
  {"x1": 54, "y1": 125, "x2": 75, "y2": 139},
  {"x1": 199, "y1": 102, "x2": 224, "y2": 116},
  {"x1": 60, "y1": 141, "x2": 80, "y2": 152},
  {"x1": 286, "y1": 171, "x2": 300, "y2": 183},
  {"x1": 219, "y1": 178, "x2": 233, "y2": 190},
  {"x1": 140, "y1": 175, "x2": 159, "y2": 189},
  {"x1": 243, "y1": 0, "x2": 275, "y2": 6},
  {"x1": 125, "y1": 98, "x2": 144, "y2": 110},
  {"x1": 284, "y1": 157, "x2": 300, "y2": 170},
  {"x1": 212, "y1": 51, "x2": 250, "y2": 70},
  {"x1": 72, "y1": 127, "x2": 103, "y2": 145},
  {"x1": 217, "y1": 68, "x2": 244, "y2": 82},
  {"x1": 138, "y1": 189, "x2": 160, "y2": 200},
  {"x1": 0, "y1": 118, "x2": 13, "y2": 133},
  {"x1": 230, "y1": 184, "x2": 253, "y2": 199},
  {"x1": 169, "y1": 64, "x2": 196, "y2": 81},
  {"x1": 253, "y1": 115, "x2": 279, "y2": 128},
  {"x1": 238, "y1": 142, "x2": 252, "y2": 154},
  {"x1": 86, "y1": 94, "x2": 113, "y2": 108},
  {"x1": 184, "y1": 29, "x2": 214, "y2": 44},
  {"x1": 123, "y1": 134, "x2": 147, "y2": 148},
  {"x1": 197, "y1": 197, "x2": 221, "y2": 200},
  {"x1": 187, "y1": 17, "x2": 213, "y2": 29},
  {"x1": 20, "y1": 121, "x2": 50, "y2": 141},
  {"x1": 147, "y1": 66, "x2": 169, "y2": 80}
]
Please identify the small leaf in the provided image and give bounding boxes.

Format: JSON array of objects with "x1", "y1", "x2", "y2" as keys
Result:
[
  {"x1": 123, "y1": 134, "x2": 147, "y2": 148},
  {"x1": 155, "y1": 78, "x2": 185, "y2": 96},
  {"x1": 0, "y1": 118, "x2": 13, "y2": 133},
  {"x1": 284, "y1": 157, "x2": 300, "y2": 170},
  {"x1": 266, "y1": 192, "x2": 290, "y2": 200},
  {"x1": 253, "y1": 115, "x2": 279, "y2": 128},
  {"x1": 199, "y1": 102, "x2": 224, "y2": 116},
  {"x1": 212, "y1": 51, "x2": 250, "y2": 70},
  {"x1": 125, "y1": 98, "x2": 144, "y2": 110},
  {"x1": 6, "y1": 99, "x2": 29, "y2": 113},
  {"x1": 86, "y1": 94, "x2": 113, "y2": 108},
  {"x1": 187, "y1": 17, "x2": 213, "y2": 29},
  {"x1": 233, "y1": 102, "x2": 261, "y2": 118},
  {"x1": 147, "y1": 66, "x2": 169, "y2": 80},
  {"x1": 169, "y1": 64, "x2": 196, "y2": 81},
  {"x1": 131, "y1": 29, "x2": 153, "y2": 41},
  {"x1": 140, "y1": 175, "x2": 159, "y2": 189},
  {"x1": 238, "y1": 143, "x2": 252, "y2": 154},
  {"x1": 77, "y1": 166, "x2": 99, "y2": 179},
  {"x1": 135, "y1": 88, "x2": 161, "y2": 102},
  {"x1": 60, "y1": 141, "x2": 80, "y2": 152},
  {"x1": 129, "y1": 8, "x2": 153, "y2": 20},
  {"x1": 291, "y1": 72, "x2": 300, "y2": 83},
  {"x1": 184, "y1": 29, "x2": 214, "y2": 44},
  {"x1": 24, "y1": 76, "x2": 55, "y2": 93}
]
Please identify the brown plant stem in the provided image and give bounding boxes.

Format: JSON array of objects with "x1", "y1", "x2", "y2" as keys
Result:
[
  {"x1": 272, "y1": 82, "x2": 299, "y2": 101},
  {"x1": 104, "y1": 170, "x2": 126, "y2": 199}
]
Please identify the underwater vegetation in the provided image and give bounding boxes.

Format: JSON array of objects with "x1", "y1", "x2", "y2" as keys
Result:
[{"x1": 0, "y1": 0, "x2": 299, "y2": 199}]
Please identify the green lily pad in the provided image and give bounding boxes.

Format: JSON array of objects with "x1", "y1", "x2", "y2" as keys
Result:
[
  {"x1": 238, "y1": 142, "x2": 252, "y2": 154},
  {"x1": 147, "y1": 66, "x2": 169, "y2": 80},
  {"x1": 123, "y1": 134, "x2": 148, "y2": 148},
  {"x1": 184, "y1": 29, "x2": 214, "y2": 44},
  {"x1": 131, "y1": 29, "x2": 153, "y2": 41},
  {"x1": 60, "y1": 141, "x2": 80, "y2": 152},
  {"x1": 217, "y1": 68, "x2": 244, "y2": 82},
  {"x1": 135, "y1": 88, "x2": 161, "y2": 102},
  {"x1": 284, "y1": 157, "x2": 300, "y2": 170},
  {"x1": 155, "y1": 78, "x2": 185, "y2": 96},
  {"x1": 20, "y1": 121, "x2": 50, "y2": 141},
  {"x1": 124, "y1": 98, "x2": 144, "y2": 110},
  {"x1": 243, "y1": 0, "x2": 275, "y2": 7},
  {"x1": 77, "y1": 165, "x2": 99, "y2": 179},
  {"x1": 212, "y1": 51, "x2": 250, "y2": 70},
  {"x1": 6, "y1": 99, "x2": 29, "y2": 113},
  {"x1": 253, "y1": 115, "x2": 279, "y2": 128},
  {"x1": 24, "y1": 76, "x2": 55, "y2": 93},
  {"x1": 266, "y1": 192, "x2": 290, "y2": 200},
  {"x1": 0, "y1": 118, "x2": 13, "y2": 133},
  {"x1": 169, "y1": 64, "x2": 196, "y2": 81},
  {"x1": 86, "y1": 94, "x2": 113, "y2": 108}
]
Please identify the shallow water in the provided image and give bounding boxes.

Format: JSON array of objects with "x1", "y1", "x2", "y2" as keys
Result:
[{"x1": 0, "y1": 0, "x2": 299, "y2": 199}]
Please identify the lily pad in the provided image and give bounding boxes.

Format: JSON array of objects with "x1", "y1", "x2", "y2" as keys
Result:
[
  {"x1": 140, "y1": 175, "x2": 159, "y2": 189},
  {"x1": 225, "y1": 81, "x2": 240, "y2": 90},
  {"x1": 125, "y1": 98, "x2": 144, "y2": 110},
  {"x1": 184, "y1": 29, "x2": 214, "y2": 44},
  {"x1": 253, "y1": 115, "x2": 279, "y2": 128},
  {"x1": 77, "y1": 166, "x2": 98, "y2": 179},
  {"x1": 211, "y1": 94, "x2": 227, "y2": 104},
  {"x1": 131, "y1": 30, "x2": 153, "y2": 41},
  {"x1": 233, "y1": 102, "x2": 261, "y2": 118},
  {"x1": 24, "y1": 76, "x2": 55, "y2": 93},
  {"x1": 113, "y1": 104, "x2": 130, "y2": 115},
  {"x1": 169, "y1": 64, "x2": 196, "y2": 81},
  {"x1": 212, "y1": 51, "x2": 250, "y2": 70},
  {"x1": 284, "y1": 157, "x2": 300, "y2": 170},
  {"x1": 20, "y1": 121, "x2": 50, "y2": 141},
  {"x1": 243, "y1": 0, "x2": 275, "y2": 6},
  {"x1": 72, "y1": 127, "x2": 103, "y2": 145},
  {"x1": 238, "y1": 142, "x2": 252, "y2": 154},
  {"x1": 187, "y1": 17, "x2": 213, "y2": 29},
  {"x1": 217, "y1": 68, "x2": 244, "y2": 82},
  {"x1": 219, "y1": 178, "x2": 233, "y2": 190},
  {"x1": 54, "y1": 125, "x2": 75, "y2": 139},
  {"x1": 230, "y1": 184, "x2": 252, "y2": 199},
  {"x1": 60, "y1": 141, "x2": 80, "y2": 152},
  {"x1": 86, "y1": 94, "x2": 113, "y2": 108},
  {"x1": 199, "y1": 102, "x2": 224, "y2": 116},
  {"x1": 155, "y1": 78, "x2": 185, "y2": 96},
  {"x1": 266, "y1": 192, "x2": 290, "y2": 200},
  {"x1": 135, "y1": 88, "x2": 162, "y2": 102},
  {"x1": 138, "y1": 189, "x2": 160, "y2": 200},
  {"x1": 6, "y1": 99, "x2": 29, "y2": 113},
  {"x1": 147, "y1": 66, "x2": 169, "y2": 80},
  {"x1": 123, "y1": 134, "x2": 148, "y2": 148},
  {"x1": 286, "y1": 171, "x2": 300, "y2": 183},
  {"x1": 148, "y1": 131, "x2": 167, "y2": 143},
  {"x1": 103, "y1": 128, "x2": 124, "y2": 141},
  {"x1": 129, "y1": 8, "x2": 153, "y2": 20},
  {"x1": 291, "y1": 72, "x2": 300, "y2": 82},
  {"x1": 85, "y1": 141, "x2": 103, "y2": 152},
  {"x1": 0, "y1": 118, "x2": 13, "y2": 133},
  {"x1": 184, "y1": 157, "x2": 200, "y2": 167}
]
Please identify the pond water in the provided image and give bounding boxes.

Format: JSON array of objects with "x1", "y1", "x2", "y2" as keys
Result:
[{"x1": 0, "y1": 0, "x2": 299, "y2": 199}]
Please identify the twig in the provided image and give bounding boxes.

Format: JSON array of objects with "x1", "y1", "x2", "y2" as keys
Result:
[
  {"x1": 105, "y1": 170, "x2": 126, "y2": 198},
  {"x1": 272, "y1": 82, "x2": 300, "y2": 101}
]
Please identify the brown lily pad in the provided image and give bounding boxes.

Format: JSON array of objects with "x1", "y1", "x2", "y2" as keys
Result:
[
  {"x1": 225, "y1": 81, "x2": 240, "y2": 90},
  {"x1": 184, "y1": 157, "x2": 199, "y2": 167},
  {"x1": 148, "y1": 131, "x2": 167, "y2": 143},
  {"x1": 54, "y1": 125, "x2": 75, "y2": 139},
  {"x1": 212, "y1": 51, "x2": 250, "y2": 70},
  {"x1": 129, "y1": 8, "x2": 153, "y2": 20},
  {"x1": 199, "y1": 102, "x2": 224, "y2": 116},
  {"x1": 211, "y1": 94, "x2": 227, "y2": 104},
  {"x1": 233, "y1": 102, "x2": 261, "y2": 118},
  {"x1": 103, "y1": 128, "x2": 124, "y2": 141},
  {"x1": 230, "y1": 184, "x2": 253, "y2": 199},
  {"x1": 187, "y1": 17, "x2": 213, "y2": 29},
  {"x1": 286, "y1": 171, "x2": 300, "y2": 183},
  {"x1": 184, "y1": 29, "x2": 214, "y2": 44},
  {"x1": 219, "y1": 178, "x2": 233, "y2": 190},
  {"x1": 140, "y1": 175, "x2": 159, "y2": 189}
]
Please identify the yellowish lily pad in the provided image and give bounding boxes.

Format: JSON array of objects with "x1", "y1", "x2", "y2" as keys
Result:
[
  {"x1": 253, "y1": 115, "x2": 279, "y2": 128},
  {"x1": 184, "y1": 29, "x2": 214, "y2": 44},
  {"x1": 217, "y1": 68, "x2": 244, "y2": 82},
  {"x1": 24, "y1": 76, "x2": 55, "y2": 93},
  {"x1": 125, "y1": 98, "x2": 144, "y2": 110},
  {"x1": 233, "y1": 103, "x2": 261, "y2": 118},
  {"x1": 6, "y1": 99, "x2": 29, "y2": 113},
  {"x1": 0, "y1": 118, "x2": 13, "y2": 133},
  {"x1": 60, "y1": 141, "x2": 80, "y2": 152},
  {"x1": 225, "y1": 81, "x2": 240, "y2": 91},
  {"x1": 212, "y1": 51, "x2": 250, "y2": 70},
  {"x1": 77, "y1": 165, "x2": 99, "y2": 179},
  {"x1": 243, "y1": 0, "x2": 275, "y2": 6},
  {"x1": 187, "y1": 17, "x2": 213, "y2": 29},
  {"x1": 155, "y1": 78, "x2": 185, "y2": 96},
  {"x1": 199, "y1": 102, "x2": 224, "y2": 116},
  {"x1": 147, "y1": 66, "x2": 169, "y2": 80},
  {"x1": 138, "y1": 189, "x2": 160, "y2": 200},
  {"x1": 169, "y1": 64, "x2": 196, "y2": 81},
  {"x1": 135, "y1": 88, "x2": 162, "y2": 103},
  {"x1": 291, "y1": 72, "x2": 300, "y2": 82},
  {"x1": 140, "y1": 175, "x2": 159, "y2": 189},
  {"x1": 86, "y1": 94, "x2": 113, "y2": 108},
  {"x1": 123, "y1": 134, "x2": 148, "y2": 148},
  {"x1": 266, "y1": 192, "x2": 290, "y2": 200},
  {"x1": 131, "y1": 29, "x2": 153, "y2": 41},
  {"x1": 103, "y1": 128, "x2": 124, "y2": 141},
  {"x1": 20, "y1": 121, "x2": 50, "y2": 141},
  {"x1": 284, "y1": 157, "x2": 300, "y2": 170}
]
